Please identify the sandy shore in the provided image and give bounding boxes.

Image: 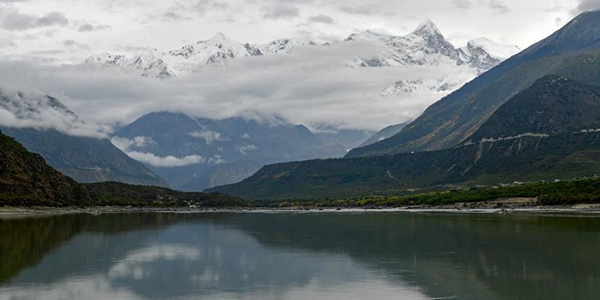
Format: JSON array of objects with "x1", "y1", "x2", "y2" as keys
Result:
[{"x1": 2, "y1": 198, "x2": 600, "y2": 217}]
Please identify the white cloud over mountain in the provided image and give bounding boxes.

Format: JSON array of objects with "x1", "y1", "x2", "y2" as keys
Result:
[
  {"x1": 0, "y1": 40, "x2": 458, "y2": 132},
  {"x1": 111, "y1": 136, "x2": 206, "y2": 167}
]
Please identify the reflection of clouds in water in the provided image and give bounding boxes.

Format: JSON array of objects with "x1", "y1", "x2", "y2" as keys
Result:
[
  {"x1": 0, "y1": 273, "x2": 428, "y2": 300},
  {"x1": 109, "y1": 245, "x2": 202, "y2": 280},
  {"x1": 0, "y1": 223, "x2": 429, "y2": 300},
  {"x1": 0, "y1": 275, "x2": 144, "y2": 300},
  {"x1": 190, "y1": 268, "x2": 221, "y2": 285},
  {"x1": 288, "y1": 279, "x2": 428, "y2": 300}
]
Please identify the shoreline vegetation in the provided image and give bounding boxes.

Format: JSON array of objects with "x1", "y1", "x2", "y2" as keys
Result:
[
  {"x1": 3, "y1": 177, "x2": 600, "y2": 215},
  {"x1": 1, "y1": 201, "x2": 600, "y2": 216}
]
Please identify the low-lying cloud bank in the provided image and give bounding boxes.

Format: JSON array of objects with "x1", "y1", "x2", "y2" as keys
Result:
[
  {"x1": 0, "y1": 41, "x2": 451, "y2": 137},
  {"x1": 110, "y1": 136, "x2": 207, "y2": 167}
]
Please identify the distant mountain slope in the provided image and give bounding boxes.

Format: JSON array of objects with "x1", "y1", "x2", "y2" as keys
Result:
[
  {"x1": 360, "y1": 122, "x2": 409, "y2": 147},
  {"x1": 208, "y1": 133, "x2": 600, "y2": 200},
  {"x1": 1, "y1": 128, "x2": 168, "y2": 187},
  {"x1": 0, "y1": 91, "x2": 168, "y2": 187},
  {"x1": 112, "y1": 112, "x2": 356, "y2": 191},
  {"x1": 0, "y1": 130, "x2": 90, "y2": 206},
  {"x1": 467, "y1": 75, "x2": 600, "y2": 142},
  {"x1": 207, "y1": 76, "x2": 600, "y2": 199},
  {"x1": 347, "y1": 11, "x2": 600, "y2": 158}
]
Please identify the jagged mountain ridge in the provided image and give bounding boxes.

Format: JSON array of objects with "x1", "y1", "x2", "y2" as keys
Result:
[
  {"x1": 85, "y1": 33, "x2": 320, "y2": 78},
  {"x1": 85, "y1": 20, "x2": 518, "y2": 81},
  {"x1": 345, "y1": 19, "x2": 518, "y2": 74}
]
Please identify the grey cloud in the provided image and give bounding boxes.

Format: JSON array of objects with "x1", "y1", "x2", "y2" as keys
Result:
[
  {"x1": 192, "y1": 0, "x2": 230, "y2": 14},
  {"x1": 37, "y1": 12, "x2": 69, "y2": 26},
  {"x1": 487, "y1": 0, "x2": 510, "y2": 14},
  {"x1": 577, "y1": 0, "x2": 600, "y2": 12},
  {"x1": 340, "y1": 4, "x2": 395, "y2": 16},
  {"x1": 0, "y1": 39, "x2": 16, "y2": 48},
  {"x1": 262, "y1": 4, "x2": 300, "y2": 20},
  {"x1": 64, "y1": 39, "x2": 90, "y2": 50},
  {"x1": 453, "y1": 0, "x2": 473, "y2": 9},
  {"x1": 307, "y1": 14, "x2": 334, "y2": 24},
  {"x1": 147, "y1": 0, "x2": 231, "y2": 23},
  {"x1": 1, "y1": 11, "x2": 68, "y2": 31},
  {"x1": 161, "y1": 11, "x2": 188, "y2": 22},
  {"x1": 78, "y1": 23, "x2": 110, "y2": 32}
]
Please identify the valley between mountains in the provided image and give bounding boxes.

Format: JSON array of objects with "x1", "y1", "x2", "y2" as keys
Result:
[{"x1": 3, "y1": 12, "x2": 600, "y2": 207}]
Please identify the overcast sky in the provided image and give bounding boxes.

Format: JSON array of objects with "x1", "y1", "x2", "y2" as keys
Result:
[
  {"x1": 1, "y1": 0, "x2": 599, "y2": 134},
  {"x1": 0, "y1": 0, "x2": 596, "y2": 62}
]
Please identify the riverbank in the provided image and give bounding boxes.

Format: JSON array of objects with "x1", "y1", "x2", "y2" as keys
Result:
[{"x1": 2, "y1": 198, "x2": 600, "y2": 216}]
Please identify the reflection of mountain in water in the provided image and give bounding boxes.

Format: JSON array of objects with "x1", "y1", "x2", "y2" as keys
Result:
[
  {"x1": 1, "y1": 213, "x2": 600, "y2": 300},
  {"x1": 0, "y1": 213, "x2": 425, "y2": 300},
  {"x1": 226, "y1": 213, "x2": 600, "y2": 300}
]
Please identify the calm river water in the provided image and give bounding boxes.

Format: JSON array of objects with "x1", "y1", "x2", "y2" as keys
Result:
[{"x1": 1, "y1": 211, "x2": 599, "y2": 300}]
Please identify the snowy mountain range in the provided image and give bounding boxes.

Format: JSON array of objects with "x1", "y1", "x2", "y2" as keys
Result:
[
  {"x1": 84, "y1": 20, "x2": 519, "y2": 86},
  {"x1": 85, "y1": 33, "x2": 320, "y2": 78}
]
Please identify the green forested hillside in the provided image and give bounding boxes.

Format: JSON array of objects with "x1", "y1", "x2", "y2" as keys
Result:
[{"x1": 0, "y1": 130, "x2": 91, "y2": 206}]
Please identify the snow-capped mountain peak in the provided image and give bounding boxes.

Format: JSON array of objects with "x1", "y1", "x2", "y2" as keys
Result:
[
  {"x1": 132, "y1": 48, "x2": 164, "y2": 63},
  {"x1": 85, "y1": 50, "x2": 174, "y2": 78},
  {"x1": 166, "y1": 33, "x2": 262, "y2": 67},
  {"x1": 125, "y1": 48, "x2": 175, "y2": 78}
]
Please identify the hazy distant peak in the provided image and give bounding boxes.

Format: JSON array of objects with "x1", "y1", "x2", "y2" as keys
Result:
[
  {"x1": 466, "y1": 37, "x2": 521, "y2": 59},
  {"x1": 210, "y1": 32, "x2": 229, "y2": 41},
  {"x1": 411, "y1": 19, "x2": 443, "y2": 37}
]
